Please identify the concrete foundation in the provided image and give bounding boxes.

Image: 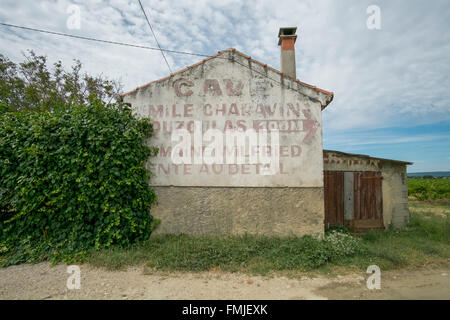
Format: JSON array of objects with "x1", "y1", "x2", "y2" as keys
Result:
[{"x1": 151, "y1": 186, "x2": 324, "y2": 237}]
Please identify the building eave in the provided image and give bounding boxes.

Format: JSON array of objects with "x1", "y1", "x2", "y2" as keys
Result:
[
  {"x1": 324, "y1": 149, "x2": 413, "y2": 165},
  {"x1": 121, "y1": 48, "x2": 334, "y2": 109}
]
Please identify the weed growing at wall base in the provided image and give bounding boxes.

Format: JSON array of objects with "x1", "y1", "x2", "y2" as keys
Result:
[
  {"x1": 0, "y1": 99, "x2": 157, "y2": 266},
  {"x1": 87, "y1": 206, "x2": 449, "y2": 274},
  {"x1": 88, "y1": 230, "x2": 366, "y2": 273}
]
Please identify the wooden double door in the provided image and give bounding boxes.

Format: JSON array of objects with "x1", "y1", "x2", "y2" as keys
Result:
[{"x1": 324, "y1": 171, "x2": 383, "y2": 231}]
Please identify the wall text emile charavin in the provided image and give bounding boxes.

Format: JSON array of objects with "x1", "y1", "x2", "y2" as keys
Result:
[{"x1": 144, "y1": 78, "x2": 320, "y2": 178}]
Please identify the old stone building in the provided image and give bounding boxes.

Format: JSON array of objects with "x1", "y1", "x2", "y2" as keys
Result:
[
  {"x1": 323, "y1": 150, "x2": 411, "y2": 232},
  {"x1": 122, "y1": 27, "x2": 411, "y2": 236}
]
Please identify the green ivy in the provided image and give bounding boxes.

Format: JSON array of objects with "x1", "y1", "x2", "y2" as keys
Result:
[{"x1": 0, "y1": 99, "x2": 157, "y2": 266}]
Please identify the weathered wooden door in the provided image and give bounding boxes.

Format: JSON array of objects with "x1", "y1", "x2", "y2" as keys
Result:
[
  {"x1": 323, "y1": 171, "x2": 344, "y2": 228},
  {"x1": 351, "y1": 171, "x2": 384, "y2": 230},
  {"x1": 324, "y1": 171, "x2": 383, "y2": 231}
]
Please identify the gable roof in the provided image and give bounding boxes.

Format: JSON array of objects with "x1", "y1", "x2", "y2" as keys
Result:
[{"x1": 121, "y1": 48, "x2": 334, "y2": 109}]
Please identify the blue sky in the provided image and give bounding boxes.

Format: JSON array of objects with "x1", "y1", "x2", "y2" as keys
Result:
[
  {"x1": 0, "y1": 0, "x2": 449, "y2": 172},
  {"x1": 323, "y1": 121, "x2": 450, "y2": 172}
]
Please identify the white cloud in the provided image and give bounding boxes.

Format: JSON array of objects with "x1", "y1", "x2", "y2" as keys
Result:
[
  {"x1": 324, "y1": 134, "x2": 450, "y2": 148},
  {"x1": 0, "y1": 0, "x2": 449, "y2": 134}
]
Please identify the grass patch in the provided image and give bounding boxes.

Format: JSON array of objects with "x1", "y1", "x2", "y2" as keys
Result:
[
  {"x1": 88, "y1": 233, "x2": 363, "y2": 274},
  {"x1": 409, "y1": 200, "x2": 450, "y2": 218},
  {"x1": 87, "y1": 204, "x2": 449, "y2": 275},
  {"x1": 325, "y1": 206, "x2": 450, "y2": 271},
  {"x1": 3, "y1": 203, "x2": 447, "y2": 274}
]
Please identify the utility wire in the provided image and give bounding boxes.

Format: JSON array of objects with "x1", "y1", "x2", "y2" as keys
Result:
[
  {"x1": 0, "y1": 22, "x2": 211, "y2": 58},
  {"x1": 0, "y1": 22, "x2": 316, "y2": 100},
  {"x1": 137, "y1": 0, "x2": 172, "y2": 73},
  {"x1": 0, "y1": 23, "x2": 280, "y2": 85}
]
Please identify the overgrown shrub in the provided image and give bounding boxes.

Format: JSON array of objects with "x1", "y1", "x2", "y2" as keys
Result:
[{"x1": 0, "y1": 99, "x2": 157, "y2": 266}]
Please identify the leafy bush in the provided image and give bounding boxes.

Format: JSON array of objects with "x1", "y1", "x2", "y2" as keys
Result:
[{"x1": 0, "y1": 99, "x2": 157, "y2": 266}]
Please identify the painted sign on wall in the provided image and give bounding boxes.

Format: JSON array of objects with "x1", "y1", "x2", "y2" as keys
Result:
[{"x1": 125, "y1": 66, "x2": 324, "y2": 188}]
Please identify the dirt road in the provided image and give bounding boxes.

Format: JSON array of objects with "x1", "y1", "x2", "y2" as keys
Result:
[{"x1": 0, "y1": 263, "x2": 448, "y2": 300}]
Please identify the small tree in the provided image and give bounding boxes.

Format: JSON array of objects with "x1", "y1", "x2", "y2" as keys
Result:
[{"x1": 0, "y1": 50, "x2": 122, "y2": 112}]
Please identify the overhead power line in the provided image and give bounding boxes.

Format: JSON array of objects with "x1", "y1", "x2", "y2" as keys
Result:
[
  {"x1": 137, "y1": 0, "x2": 172, "y2": 73},
  {"x1": 0, "y1": 22, "x2": 211, "y2": 58},
  {"x1": 0, "y1": 22, "x2": 315, "y2": 99}
]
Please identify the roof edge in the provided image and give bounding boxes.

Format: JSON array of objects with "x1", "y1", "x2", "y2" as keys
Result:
[
  {"x1": 324, "y1": 149, "x2": 413, "y2": 165},
  {"x1": 120, "y1": 48, "x2": 334, "y2": 108}
]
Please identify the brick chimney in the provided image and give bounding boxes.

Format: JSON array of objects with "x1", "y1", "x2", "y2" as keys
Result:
[{"x1": 278, "y1": 27, "x2": 297, "y2": 79}]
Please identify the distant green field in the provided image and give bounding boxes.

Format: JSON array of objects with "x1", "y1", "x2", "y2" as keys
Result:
[{"x1": 408, "y1": 178, "x2": 450, "y2": 200}]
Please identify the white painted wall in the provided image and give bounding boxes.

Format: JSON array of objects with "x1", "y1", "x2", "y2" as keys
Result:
[{"x1": 124, "y1": 49, "x2": 327, "y2": 188}]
